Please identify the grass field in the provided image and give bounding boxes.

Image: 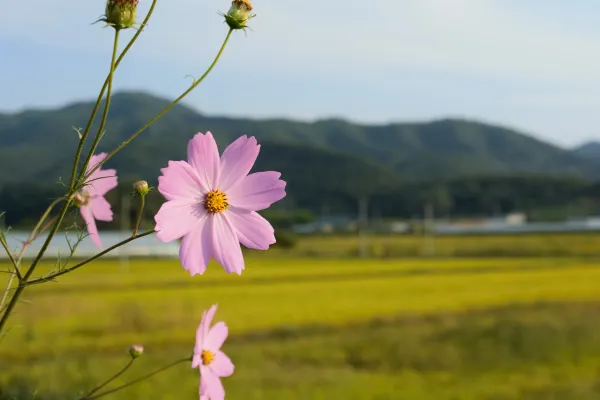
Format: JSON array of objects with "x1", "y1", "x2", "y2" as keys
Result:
[
  {"x1": 2, "y1": 241, "x2": 600, "y2": 398},
  {"x1": 268, "y1": 232, "x2": 600, "y2": 258}
]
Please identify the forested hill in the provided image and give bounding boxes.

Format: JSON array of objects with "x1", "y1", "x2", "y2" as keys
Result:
[{"x1": 1, "y1": 91, "x2": 599, "y2": 188}]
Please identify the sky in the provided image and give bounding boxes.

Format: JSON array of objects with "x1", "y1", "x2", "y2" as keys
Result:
[{"x1": 2, "y1": 0, "x2": 600, "y2": 148}]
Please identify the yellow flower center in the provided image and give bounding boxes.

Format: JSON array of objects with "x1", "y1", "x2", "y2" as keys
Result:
[
  {"x1": 201, "y1": 350, "x2": 215, "y2": 365},
  {"x1": 204, "y1": 190, "x2": 229, "y2": 214}
]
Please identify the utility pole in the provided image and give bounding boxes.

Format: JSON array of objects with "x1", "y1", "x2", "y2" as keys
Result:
[
  {"x1": 358, "y1": 195, "x2": 369, "y2": 258},
  {"x1": 422, "y1": 202, "x2": 435, "y2": 257}
]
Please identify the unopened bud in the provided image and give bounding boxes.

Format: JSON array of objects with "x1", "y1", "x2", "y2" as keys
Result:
[
  {"x1": 224, "y1": 0, "x2": 255, "y2": 30},
  {"x1": 128, "y1": 344, "x2": 144, "y2": 359},
  {"x1": 133, "y1": 180, "x2": 149, "y2": 196},
  {"x1": 105, "y1": 0, "x2": 139, "y2": 30}
]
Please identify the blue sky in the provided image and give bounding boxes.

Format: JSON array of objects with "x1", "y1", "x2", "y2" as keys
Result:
[{"x1": 2, "y1": 0, "x2": 600, "y2": 147}]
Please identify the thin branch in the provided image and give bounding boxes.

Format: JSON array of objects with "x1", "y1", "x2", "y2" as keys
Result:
[
  {"x1": 84, "y1": 28, "x2": 234, "y2": 179},
  {"x1": 0, "y1": 234, "x2": 21, "y2": 281},
  {"x1": 79, "y1": 359, "x2": 135, "y2": 399},
  {"x1": 26, "y1": 230, "x2": 155, "y2": 285},
  {"x1": 86, "y1": 358, "x2": 190, "y2": 400}
]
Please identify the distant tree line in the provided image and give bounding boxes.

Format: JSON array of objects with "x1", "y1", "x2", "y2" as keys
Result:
[{"x1": 1, "y1": 175, "x2": 599, "y2": 230}]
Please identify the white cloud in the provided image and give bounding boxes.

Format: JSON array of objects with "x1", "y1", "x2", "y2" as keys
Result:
[
  {"x1": 6, "y1": 0, "x2": 600, "y2": 85},
  {"x1": 4, "y1": 0, "x2": 600, "y2": 146}
]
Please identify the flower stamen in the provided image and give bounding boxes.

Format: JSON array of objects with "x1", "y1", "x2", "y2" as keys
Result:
[
  {"x1": 204, "y1": 190, "x2": 229, "y2": 214},
  {"x1": 201, "y1": 350, "x2": 215, "y2": 365}
]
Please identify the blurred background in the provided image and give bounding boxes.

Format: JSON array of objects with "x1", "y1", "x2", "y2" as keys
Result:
[{"x1": 3, "y1": 0, "x2": 600, "y2": 399}]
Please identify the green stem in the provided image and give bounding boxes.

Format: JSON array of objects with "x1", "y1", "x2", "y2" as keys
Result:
[
  {"x1": 29, "y1": 198, "x2": 64, "y2": 240},
  {"x1": 76, "y1": 29, "x2": 121, "y2": 187},
  {"x1": 132, "y1": 195, "x2": 146, "y2": 237},
  {"x1": 26, "y1": 230, "x2": 155, "y2": 286},
  {"x1": 0, "y1": 30, "x2": 122, "y2": 335},
  {"x1": 0, "y1": 235, "x2": 21, "y2": 281},
  {"x1": 69, "y1": 0, "x2": 159, "y2": 191},
  {"x1": 0, "y1": 209, "x2": 59, "y2": 320},
  {"x1": 86, "y1": 358, "x2": 190, "y2": 400},
  {"x1": 85, "y1": 29, "x2": 234, "y2": 179},
  {"x1": 79, "y1": 359, "x2": 135, "y2": 400}
]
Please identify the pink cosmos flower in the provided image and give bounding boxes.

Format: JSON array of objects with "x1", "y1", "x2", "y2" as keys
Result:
[
  {"x1": 154, "y1": 132, "x2": 286, "y2": 275},
  {"x1": 192, "y1": 305, "x2": 234, "y2": 400},
  {"x1": 76, "y1": 153, "x2": 118, "y2": 247}
]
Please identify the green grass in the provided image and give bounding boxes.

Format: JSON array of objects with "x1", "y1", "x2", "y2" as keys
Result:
[
  {"x1": 269, "y1": 232, "x2": 600, "y2": 258},
  {"x1": 2, "y1": 256, "x2": 600, "y2": 399}
]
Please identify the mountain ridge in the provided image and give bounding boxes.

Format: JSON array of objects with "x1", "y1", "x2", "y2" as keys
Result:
[{"x1": 1, "y1": 91, "x2": 599, "y2": 189}]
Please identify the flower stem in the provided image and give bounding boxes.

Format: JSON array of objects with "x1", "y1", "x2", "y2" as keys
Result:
[
  {"x1": 85, "y1": 28, "x2": 234, "y2": 179},
  {"x1": 69, "y1": 0, "x2": 158, "y2": 191},
  {"x1": 0, "y1": 29, "x2": 122, "y2": 335},
  {"x1": 79, "y1": 359, "x2": 135, "y2": 400},
  {"x1": 26, "y1": 230, "x2": 155, "y2": 286},
  {"x1": 76, "y1": 29, "x2": 121, "y2": 187},
  {"x1": 132, "y1": 195, "x2": 146, "y2": 237},
  {"x1": 85, "y1": 358, "x2": 190, "y2": 400},
  {"x1": 0, "y1": 234, "x2": 21, "y2": 281},
  {"x1": 0, "y1": 202, "x2": 61, "y2": 325}
]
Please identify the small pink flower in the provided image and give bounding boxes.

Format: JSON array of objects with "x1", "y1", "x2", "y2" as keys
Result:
[
  {"x1": 77, "y1": 153, "x2": 118, "y2": 247},
  {"x1": 154, "y1": 132, "x2": 286, "y2": 275},
  {"x1": 193, "y1": 305, "x2": 234, "y2": 400}
]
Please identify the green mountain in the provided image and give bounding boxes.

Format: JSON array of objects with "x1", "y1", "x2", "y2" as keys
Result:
[
  {"x1": 0, "y1": 91, "x2": 598, "y2": 190},
  {"x1": 573, "y1": 141, "x2": 600, "y2": 160}
]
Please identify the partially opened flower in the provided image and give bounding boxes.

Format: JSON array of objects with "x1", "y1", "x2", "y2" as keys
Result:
[
  {"x1": 193, "y1": 305, "x2": 234, "y2": 400},
  {"x1": 154, "y1": 132, "x2": 286, "y2": 275},
  {"x1": 74, "y1": 153, "x2": 118, "y2": 247}
]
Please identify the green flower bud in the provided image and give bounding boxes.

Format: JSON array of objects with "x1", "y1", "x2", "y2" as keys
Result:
[
  {"x1": 105, "y1": 0, "x2": 139, "y2": 30},
  {"x1": 225, "y1": 0, "x2": 255, "y2": 30},
  {"x1": 128, "y1": 344, "x2": 144, "y2": 359},
  {"x1": 133, "y1": 180, "x2": 150, "y2": 196}
]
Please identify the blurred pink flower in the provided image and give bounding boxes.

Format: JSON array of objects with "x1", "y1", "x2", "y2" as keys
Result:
[
  {"x1": 77, "y1": 153, "x2": 118, "y2": 247},
  {"x1": 192, "y1": 305, "x2": 234, "y2": 400},
  {"x1": 154, "y1": 132, "x2": 286, "y2": 275}
]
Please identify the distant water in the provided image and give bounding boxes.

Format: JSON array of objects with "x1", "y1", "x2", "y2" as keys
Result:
[{"x1": 0, "y1": 231, "x2": 179, "y2": 259}]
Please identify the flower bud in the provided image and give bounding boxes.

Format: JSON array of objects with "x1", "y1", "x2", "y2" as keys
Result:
[
  {"x1": 128, "y1": 344, "x2": 144, "y2": 359},
  {"x1": 225, "y1": 0, "x2": 254, "y2": 30},
  {"x1": 105, "y1": 0, "x2": 139, "y2": 30},
  {"x1": 133, "y1": 180, "x2": 150, "y2": 196}
]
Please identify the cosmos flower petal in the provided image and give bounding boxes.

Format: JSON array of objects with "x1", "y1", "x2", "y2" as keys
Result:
[
  {"x1": 211, "y1": 214, "x2": 245, "y2": 274},
  {"x1": 158, "y1": 160, "x2": 208, "y2": 201},
  {"x1": 228, "y1": 171, "x2": 286, "y2": 211},
  {"x1": 206, "y1": 322, "x2": 228, "y2": 352},
  {"x1": 200, "y1": 372, "x2": 209, "y2": 397},
  {"x1": 77, "y1": 153, "x2": 118, "y2": 248},
  {"x1": 155, "y1": 200, "x2": 204, "y2": 242},
  {"x1": 218, "y1": 135, "x2": 260, "y2": 192},
  {"x1": 90, "y1": 196, "x2": 113, "y2": 222},
  {"x1": 226, "y1": 209, "x2": 275, "y2": 250},
  {"x1": 195, "y1": 309, "x2": 208, "y2": 354},
  {"x1": 86, "y1": 169, "x2": 118, "y2": 197},
  {"x1": 202, "y1": 305, "x2": 218, "y2": 348},
  {"x1": 87, "y1": 153, "x2": 108, "y2": 174},
  {"x1": 210, "y1": 351, "x2": 235, "y2": 378},
  {"x1": 192, "y1": 353, "x2": 202, "y2": 369},
  {"x1": 188, "y1": 132, "x2": 221, "y2": 190},
  {"x1": 202, "y1": 367, "x2": 225, "y2": 400},
  {"x1": 81, "y1": 205, "x2": 102, "y2": 248},
  {"x1": 180, "y1": 215, "x2": 212, "y2": 276}
]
